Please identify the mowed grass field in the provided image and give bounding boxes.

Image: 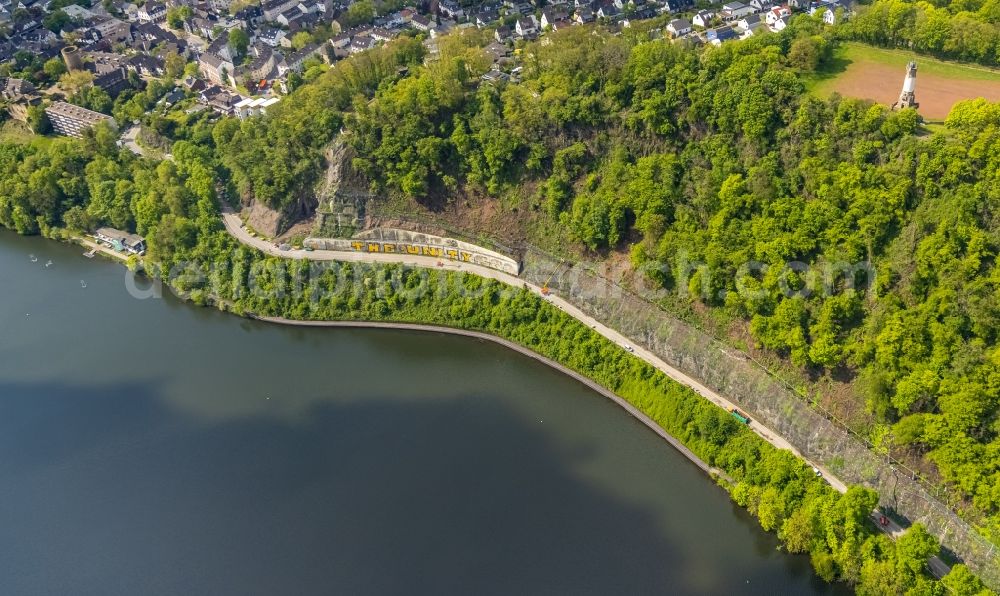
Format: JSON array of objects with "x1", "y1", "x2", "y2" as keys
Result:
[{"x1": 808, "y1": 42, "x2": 1000, "y2": 120}]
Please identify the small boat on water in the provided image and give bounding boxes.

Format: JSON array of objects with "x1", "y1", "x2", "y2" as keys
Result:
[
  {"x1": 45, "y1": 260, "x2": 53, "y2": 267},
  {"x1": 29, "y1": 254, "x2": 37, "y2": 262},
  {"x1": 80, "y1": 280, "x2": 87, "y2": 288},
  {"x1": 83, "y1": 249, "x2": 96, "y2": 258}
]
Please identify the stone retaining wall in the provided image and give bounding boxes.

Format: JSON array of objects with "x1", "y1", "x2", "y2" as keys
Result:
[{"x1": 304, "y1": 228, "x2": 521, "y2": 275}]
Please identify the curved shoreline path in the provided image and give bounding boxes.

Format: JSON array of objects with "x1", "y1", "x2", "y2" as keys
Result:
[
  {"x1": 222, "y1": 207, "x2": 954, "y2": 576},
  {"x1": 222, "y1": 209, "x2": 846, "y2": 490}
]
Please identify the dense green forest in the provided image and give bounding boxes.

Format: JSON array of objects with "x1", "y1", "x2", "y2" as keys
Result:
[
  {"x1": 845, "y1": 0, "x2": 1000, "y2": 65},
  {"x1": 2, "y1": 11, "x2": 1000, "y2": 590},
  {"x1": 215, "y1": 17, "x2": 1000, "y2": 545}
]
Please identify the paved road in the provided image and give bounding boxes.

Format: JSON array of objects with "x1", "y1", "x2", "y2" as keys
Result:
[
  {"x1": 222, "y1": 208, "x2": 845, "y2": 488},
  {"x1": 120, "y1": 125, "x2": 172, "y2": 161},
  {"x1": 222, "y1": 208, "x2": 953, "y2": 577},
  {"x1": 120, "y1": 125, "x2": 144, "y2": 157}
]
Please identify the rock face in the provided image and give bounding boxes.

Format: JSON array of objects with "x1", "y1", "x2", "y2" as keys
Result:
[
  {"x1": 239, "y1": 139, "x2": 364, "y2": 238},
  {"x1": 243, "y1": 201, "x2": 285, "y2": 238},
  {"x1": 241, "y1": 182, "x2": 318, "y2": 238},
  {"x1": 313, "y1": 140, "x2": 370, "y2": 238}
]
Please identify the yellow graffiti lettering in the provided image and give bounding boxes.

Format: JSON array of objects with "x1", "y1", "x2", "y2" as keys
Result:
[
  {"x1": 367, "y1": 243, "x2": 381, "y2": 252},
  {"x1": 384, "y1": 244, "x2": 396, "y2": 253},
  {"x1": 351, "y1": 241, "x2": 363, "y2": 251},
  {"x1": 446, "y1": 249, "x2": 458, "y2": 259},
  {"x1": 422, "y1": 246, "x2": 442, "y2": 257},
  {"x1": 460, "y1": 252, "x2": 471, "y2": 262},
  {"x1": 406, "y1": 245, "x2": 420, "y2": 255}
]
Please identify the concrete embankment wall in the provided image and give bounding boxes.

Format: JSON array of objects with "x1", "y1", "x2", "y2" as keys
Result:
[{"x1": 305, "y1": 228, "x2": 520, "y2": 275}]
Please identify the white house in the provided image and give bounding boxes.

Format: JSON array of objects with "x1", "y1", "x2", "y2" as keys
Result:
[
  {"x1": 515, "y1": 15, "x2": 538, "y2": 37},
  {"x1": 136, "y1": 1, "x2": 165, "y2": 23},
  {"x1": 737, "y1": 13, "x2": 761, "y2": 30},
  {"x1": 720, "y1": 1, "x2": 754, "y2": 19},
  {"x1": 541, "y1": 8, "x2": 569, "y2": 28},
  {"x1": 256, "y1": 26, "x2": 286, "y2": 46},
  {"x1": 740, "y1": 20, "x2": 765, "y2": 37},
  {"x1": 410, "y1": 14, "x2": 433, "y2": 31},
  {"x1": 692, "y1": 10, "x2": 714, "y2": 27},
  {"x1": 810, "y1": 1, "x2": 842, "y2": 24},
  {"x1": 769, "y1": 14, "x2": 789, "y2": 30},
  {"x1": 666, "y1": 17, "x2": 692, "y2": 37},
  {"x1": 574, "y1": 6, "x2": 595, "y2": 22},
  {"x1": 765, "y1": 5, "x2": 791, "y2": 24},
  {"x1": 439, "y1": 0, "x2": 464, "y2": 18}
]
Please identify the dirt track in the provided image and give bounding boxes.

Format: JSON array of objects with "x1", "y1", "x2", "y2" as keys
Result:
[{"x1": 827, "y1": 61, "x2": 1000, "y2": 120}]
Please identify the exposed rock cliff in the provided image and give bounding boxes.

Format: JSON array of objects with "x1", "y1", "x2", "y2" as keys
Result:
[
  {"x1": 312, "y1": 140, "x2": 371, "y2": 238},
  {"x1": 239, "y1": 141, "x2": 367, "y2": 238}
]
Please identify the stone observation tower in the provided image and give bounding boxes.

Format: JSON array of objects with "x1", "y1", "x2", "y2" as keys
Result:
[{"x1": 895, "y1": 61, "x2": 918, "y2": 110}]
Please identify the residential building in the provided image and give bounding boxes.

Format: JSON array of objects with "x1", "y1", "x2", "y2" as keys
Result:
[
  {"x1": 199, "y1": 51, "x2": 235, "y2": 85},
  {"x1": 541, "y1": 8, "x2": 569, "y2": 28},
  {"x1": 769, "y1": 14, "x2": 789, "y2": 30},
  {"x1": 740, "y1": 20, "x2": 765, "y2": 36},
  {"x1": 349, "y1": 35, "x2": 375, "y2": 53},
  {"x1": 692, "y1": 10, "x2": 714, "y2": 27},
  {"x1": 234, "y1": 45, "x2": 277, "y2": 84},
  {"x1": 515, "y1": 15, "x2": 538, "y2": 37},
  {"x1": 94, "y1": 227, "x2": 146, "y2": 255},
  {"x1": 667, "y1": 17, "x2": 692, "y2": 36},
  {"x1": 720, "y1": 1, "x2": 754, "y2": 19},
  {"x1": 234, "y1": 95, "x2": 280, "y2": 118},
  {"x1": 765, "y1": 5, "x2": 791, "y2": 24},
  {"x1": 597, "y1": 4, "x2": 619, "y2": 19},
  {"x1": 280, "y1": 42, "x2": 325, "y2": 74},
  {"x1": 45, "y1": 101, "x2": 115, "y2": 137},
  {"x1": 93, "y1": 67, "x2": 130, "y2": 96},
  {"x1": 737, "y1": 13, "x2": 761, "y2": 30},
  {"x1": 410, "y1": 14, "x2": 434, "y2": 31},
  {"x1": 662, "y1": 0, "x2": 695, "y2": 11},
  {"x1": 92, "y1": 16, "x2": 132, "y2": 43},
  {"x1": 256, "y1": 26, "x2": 287, "y2": 47},
  {"x1": 136, "y1": 1, "x2": 166, "y2": 23},
  {"x1": 262, "y1": 0, "x2": 301, "y2": 20},
  {"x1": 439, "y1": 0, "x2": 464, "y2": 19},
  {"x1": 494, "y1": 24, "x2": 512, "y2": 41},
  {"x1": 705, "y1": 24, "x2": 738, "y2": 44}
]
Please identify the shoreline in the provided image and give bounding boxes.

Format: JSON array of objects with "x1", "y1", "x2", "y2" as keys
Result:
[
  {"x1": 255, "y1": 315, "x2": 730, "y2": 482},
  {"x1": 0, "y1": 226, "x2": 959, "y2": 581},
  {"x1": 221, "y1": 209, "x2": 843, "y2": 488}
]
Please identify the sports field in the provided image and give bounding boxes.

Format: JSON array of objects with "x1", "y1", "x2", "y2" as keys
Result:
[{"x1": 809, "y1": 42, "x2": 1000, "y2": 120}]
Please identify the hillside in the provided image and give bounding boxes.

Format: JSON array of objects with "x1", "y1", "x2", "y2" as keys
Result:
[
  {"x1": 207, "y1": 15, "x2": 1000, "y2": 548},
  {"x1": 3, "y1": 5, "x2": 1000, "y2": 591}
]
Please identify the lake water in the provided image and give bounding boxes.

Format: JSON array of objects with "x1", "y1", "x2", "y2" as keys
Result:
[{"x1": 0, "y1": 231, "x2": 847, "y2": 595}]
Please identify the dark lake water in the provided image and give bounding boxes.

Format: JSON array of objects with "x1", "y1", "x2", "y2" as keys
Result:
[{"x1": 0, "y1": 231, "x2": 849, "y2": 595}]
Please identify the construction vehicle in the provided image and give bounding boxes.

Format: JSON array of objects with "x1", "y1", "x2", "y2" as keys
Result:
[{"x1": 730, "y1": 408, "x2": 751, "y2": 425}]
